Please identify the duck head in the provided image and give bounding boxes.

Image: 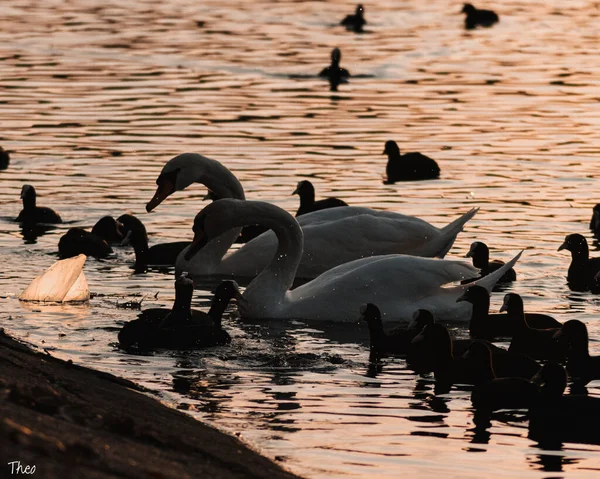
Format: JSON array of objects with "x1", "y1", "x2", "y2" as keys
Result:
[
  {"x1": 499, "y1": 292, "x2": 522, "y2": 313},
  {"x1": 359, "y1": 303, "x2": 381, "y2": 324},
  {"x1": 553, "y1": 319, "x2": 588, "y2": 349},
  {"x1": 292, "y1": 180, "x2": 315, "y2": 198},
  {"x1": 462, "y1": 3, "x2": 476, "y2": 14},
  {"x1": 20, "y1": 184, "x2": 36, "y2": 207},
  {"x1": 456, "y1": 285, "x2": 489, "y2": 305},
  {"x1": 558, "y1": 233, "x2": 589, "y2": 258},
  {"x1": 118, "y1": 214, "x2": 148, "y2": 248},
  {"x1": 466, "y1": 241, "x2": 490, "y2": 269},
  {"x1": 383, "y1": 140, "x2": 400, "y2": 158},
  {"x1": 531, "y1": 361, "x2": 567, "y2": 399},
  {"x1": 407, "y1": 309, "x2": 434, "y2": 331},
  {"x1": 331, "y1": 47, "x2": 342, "y2": 65}
]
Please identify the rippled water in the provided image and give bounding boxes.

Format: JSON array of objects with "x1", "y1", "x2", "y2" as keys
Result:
[{"x1": 1, "y1": 0, "x2": 600, "y2": 477}]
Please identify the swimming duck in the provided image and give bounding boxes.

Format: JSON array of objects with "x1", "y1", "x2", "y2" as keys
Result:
[
  {"x1": 294, "y1": 180, "x2": 348, "y2": 217},
  {"x1": 0, "y1": 146, "x2": 9, "y2": 170},
  {"x1": 118, "y1": 214, "x2": 190, "y2": 272},
  {"x1": 528, "y1": 361, "x2": 600, "y2": 446},
  {"x1": 16, "y1": 185, "x2": 62, "y2": 224},
  {"x1": 118, "y1": 276, "x2": 241, "y2": 350},
  {"x1": 146, "y1": 153, "x2": 479, "y2": 281},
  {"x1": 466, "y1": 341, "x2": 539, "y2": 412},
  {"x1": 319, "y1": 48, "x2": 350, "y2": 92},
  {"x1": 383, "y1": 140, "x2": 440, "y2": 183},
  {"x1": 91, "y1": 216, "x2": 124, "y2": 244},
  {"x1": 58, "y1": 228, "x2": 112, "y2": 259},
  {"x1": 341, "y1": 4, "x2": 366, "y2": 32},
  {"x1": 558, "y1": 233, "x2": 600, "y2": 291},
  {"x1": 457, "y1": 286, "x2": 561, "y2": 340},
  {"x1": 410, "y1": 322, "x2": 538, "y2": 394},
  {"x1": 589, "y1": 204, "x2": 600, "y2": 237},
  {"x1": 503, "y1": 293, "x2": 565, "y2": 360},
  {"x1": 553, "y1": 320, "x2": 600, "y2": 387},
  {"x1": 461, "y1": 3, "x2": 499, "y2": 30},
  {"x1": 464, "y1": 241, "x2": 516, "y2": 283},
  {"x1": 360, "y1": 305, "x2": 433, "y2": 358}
]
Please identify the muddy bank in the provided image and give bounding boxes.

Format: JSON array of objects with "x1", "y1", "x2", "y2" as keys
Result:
[{"x1": 0, "y1": 329, "x2": 300, "y2": 479}]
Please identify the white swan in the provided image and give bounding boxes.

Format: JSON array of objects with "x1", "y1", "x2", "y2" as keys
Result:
[
  {"x1": 146, "y1": 153, "x2": 478, "y2": 280},
  {"x1": 185, "y1": 199, "x2": 522, "y2": 322}
]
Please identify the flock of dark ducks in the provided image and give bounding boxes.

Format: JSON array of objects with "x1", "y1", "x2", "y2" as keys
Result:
[{"x1": 4, "y1": 2, "x2": 599, "y2": 450}]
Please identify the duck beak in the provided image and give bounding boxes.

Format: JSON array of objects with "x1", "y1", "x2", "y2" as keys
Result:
[
  {"x1": 120, "y1": 230, "x2": 133, "y2": 246},
  {"x1": 292, "y1": 186, "x2": 300, "y2": 196},
  {"x1": 465, "y1": 250, "x2": 474, "y2": 258},
  {"x1": 499, "y1": 301, "x2": 508, "y2": 313},
  {"x1": 557, "y1": 241, "x2": 567, "y2": 252},
  {"x1": 184, "y1": 231, "x2": 208, "y2": 260},
  {"x1": 146, "y1": 178, "x2": 175, "y2": 212}
]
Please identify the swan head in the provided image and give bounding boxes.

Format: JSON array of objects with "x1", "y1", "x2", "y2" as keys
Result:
[
  {"x1": 456, "y1": 285, "x2": 489, "y2": 304},
  {"x1": 358, "y1": 303, "x2": 380, "y2": 323},
  {"x1": 462, "y1": 3, "x2": 475, "y2": 14},
  {"x1": 383, "y1": 140, "x2": 400, "y2": 157},
  {"x1": 499, "y1": 292, "x2": 522, "y2": 313}
]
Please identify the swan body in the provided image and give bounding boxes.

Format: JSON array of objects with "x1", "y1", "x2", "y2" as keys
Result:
[
  {"x1": 148, "y1": 153, "x2": 478, "y2": 280},
  {"x1": 186, "y1": 199, "x2": 521, "y2": 322}
]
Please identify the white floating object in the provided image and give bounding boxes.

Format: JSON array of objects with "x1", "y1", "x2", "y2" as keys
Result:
[{"x1": 19, "y1": 254, "x2": 90, "y2": 303}]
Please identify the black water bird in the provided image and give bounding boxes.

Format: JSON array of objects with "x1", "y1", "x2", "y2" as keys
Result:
[
  {"x1": 118, "y1": 276, "x2": 242, "y2": 350},
  {"x1": 360, "y1": 305, "x2": 433, "y2": 358},
  {"x1": 529, "y1": 361, "x2": 600, "y2": 446},
  {"x1": 553, "y1": 320, "x2": 600, "y2": 387},
  {"x1": 91, "y1": 216, "x2": 124, "y2": 244},
  {"x1": 58, "y1": 228, "x2": 112, "y2": 259},
  {"x1": 383, "y1": 140, "x2": 440, "y2": 183},
  {"x1": 0, "y1": 146, "x2": 9, "y2": 170},
  {"x1": 464, "y1": 241, "x2": 516, "y2": 284},
  {"x1": 341, "y1": 4, "x2": 366, "y2": 32},
  {"x1": 16, "y1": 184, "x2": 62, "y2": 224},
  {"x1": 319, "y1": 48, "x2": 350, "y2": 92},
  {"x1": 294, "y1": 180, "x2": 348, "y2": 217},
  {"x1": 118, "y1": 214, "x2": 190, "y2": 272},
  {"x1": 503, "y1": 293, "x2": 565, "y2": 360},
  {"x1": 589, "y1": 204, "x2": 600, "y2": 237},
  {"x1": 457, "y1": 286, "x2": 560, "y2": 341},
  {"x1": 557, "y1": 233, "x2": 600, "y2": 291},
  {"x1": 461, "y1": 3, "x2": 499, "y2": 30}
]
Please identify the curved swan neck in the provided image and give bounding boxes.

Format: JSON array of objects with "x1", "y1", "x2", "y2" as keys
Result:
[{"x1": 177, "y1": 154, "x2": 245, "y2": 201}]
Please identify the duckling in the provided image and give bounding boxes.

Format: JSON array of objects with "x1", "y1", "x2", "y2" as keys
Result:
[
  {"x1": 341, "y1": 4, "x2": 366, "y2": 33},
  {"x1": 503, "y1": 293, "x2": 565, "y2": 360},
  {"x1": 558, "y1": 233, "x2": 600, "y2": 291},
  {"x1": 360, "y1": 305, "x2": 433, "y2": 358},
  {"x1": 589, "y1": 204, "x2": 600, "y2": 237},
  {"x1": 466, "y1": 341, "x2": 539, "y2": 412},
  {"x1": 529, "y1": 361, "x2": 600, "y2": 446},
  {"x1": 457, "y1": 286, "x2": 561, "y2": 340},
  {"x1": 461, "y1": 3, "x2": 499, "y2": 30},
  {"x1": 16, "y1": 185, "x2": 62, "y2": 224},
  {"x1": 118, "y1": 276, "x2": 242, "y2": 350},
  {"x1": 465, "y1": 241, "x2": 516, "y2": 284},
  {"x1": 0, "y1": 146, "x2": 9, "y2": 170},
  {"x1": 58, "y1": 228, "x2": 112, "y2": 259},
  {"x1": 319, "y1": 48, "x2": 350, "y2": 92},
  {"x1": 293, "y1": 180, "x2": 348, "y2": 217},
  {"x1": 383, "y1": 140, "x2": 440, "y2": 183},
  {"x1": 410, "y1": 323, "x2": 538, "y2": 394},
  {"x1": 91, "y1": 216, "x2": 123, "y2": 244},
  {"x1": 118, "y1": 214, "x2": 190, "y2": 272},
  {"x1": 553, "y1": 320, "x2": 600, "y2": 387}
]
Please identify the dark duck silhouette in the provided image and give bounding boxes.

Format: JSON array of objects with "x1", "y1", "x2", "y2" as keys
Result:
[
  {"x1": 457, "y1": 286, "x2": 560, "y2": 341},
  {"x1": 410, "y1": 322, "x2": 539, "y2": 394},
  {"x1": 118, "y1": 214, "x2": 190, "y2": 272},
  {"x1": 558, "y1": 233, "x2": 600, "y2": 291},
  {"x1": 461, "y1": 3, "x2": 499, "y2": 30},
  {"x1": 553, "y1": 320, "x2": 600, "y2": 387},
  {"x1": 465, "y1": 341, "x2": 539, "y2": 413},
  {"x1": 503, "y1": 293, "x2": 565, "y2": 360},
  {"x1": 464, "y1": 241, "x2": 516, "y2": 284},
  {"x1": 529, "y1": 361, "x2": 600, "y2": 446},
  {"x1": 0, "y1": 146, "x2": 9, "y2": 170},
  {"x1": 319, "y1": 47, "x2": 350, "y2": 92},
  {"x1": 590, "y1": 204, "x2": 600, "y2": 237},
  {"x1": 91, "y1": 216, "x2": 124, "y2": 244},
  {"x1": 294, "y1": 180, "x2": 348, "y2": 216},
  {"x1": 341, "y1": 4, "x2": 366, "y2": 32},
  {"x1": 383, "y1": 140, "x2": 440, "y2": 183},
  {"x1": 360, "y1": 305, "x2": 433, "y2": 358},
  {"x1": 16, "y1": 184, "x2": 62, "y2": 224},
  {"x1": 58, "y1": 228, "x2": 113, "y2": 259},
  {"x1": 118, "y1": 276, "x2": 242, "y2": 350}
]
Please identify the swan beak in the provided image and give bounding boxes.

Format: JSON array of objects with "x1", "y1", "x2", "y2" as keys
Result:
[
  {"x1": 146, "y1": 179, "x2": 175, "y2": 212},
  {"x1": 184, "y1": 232, "x2": 208, "y2": 260},
  {"x1": 557, "y1": 241, "x2": 567, "y2": 252},
  {"x1": 120, "y1": 230, "x2": 133, "y2": 246}
]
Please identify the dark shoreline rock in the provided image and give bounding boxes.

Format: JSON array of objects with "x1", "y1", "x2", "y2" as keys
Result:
[{"x1": 0, "y1": 329, "x2": 300, "y2": 479}]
